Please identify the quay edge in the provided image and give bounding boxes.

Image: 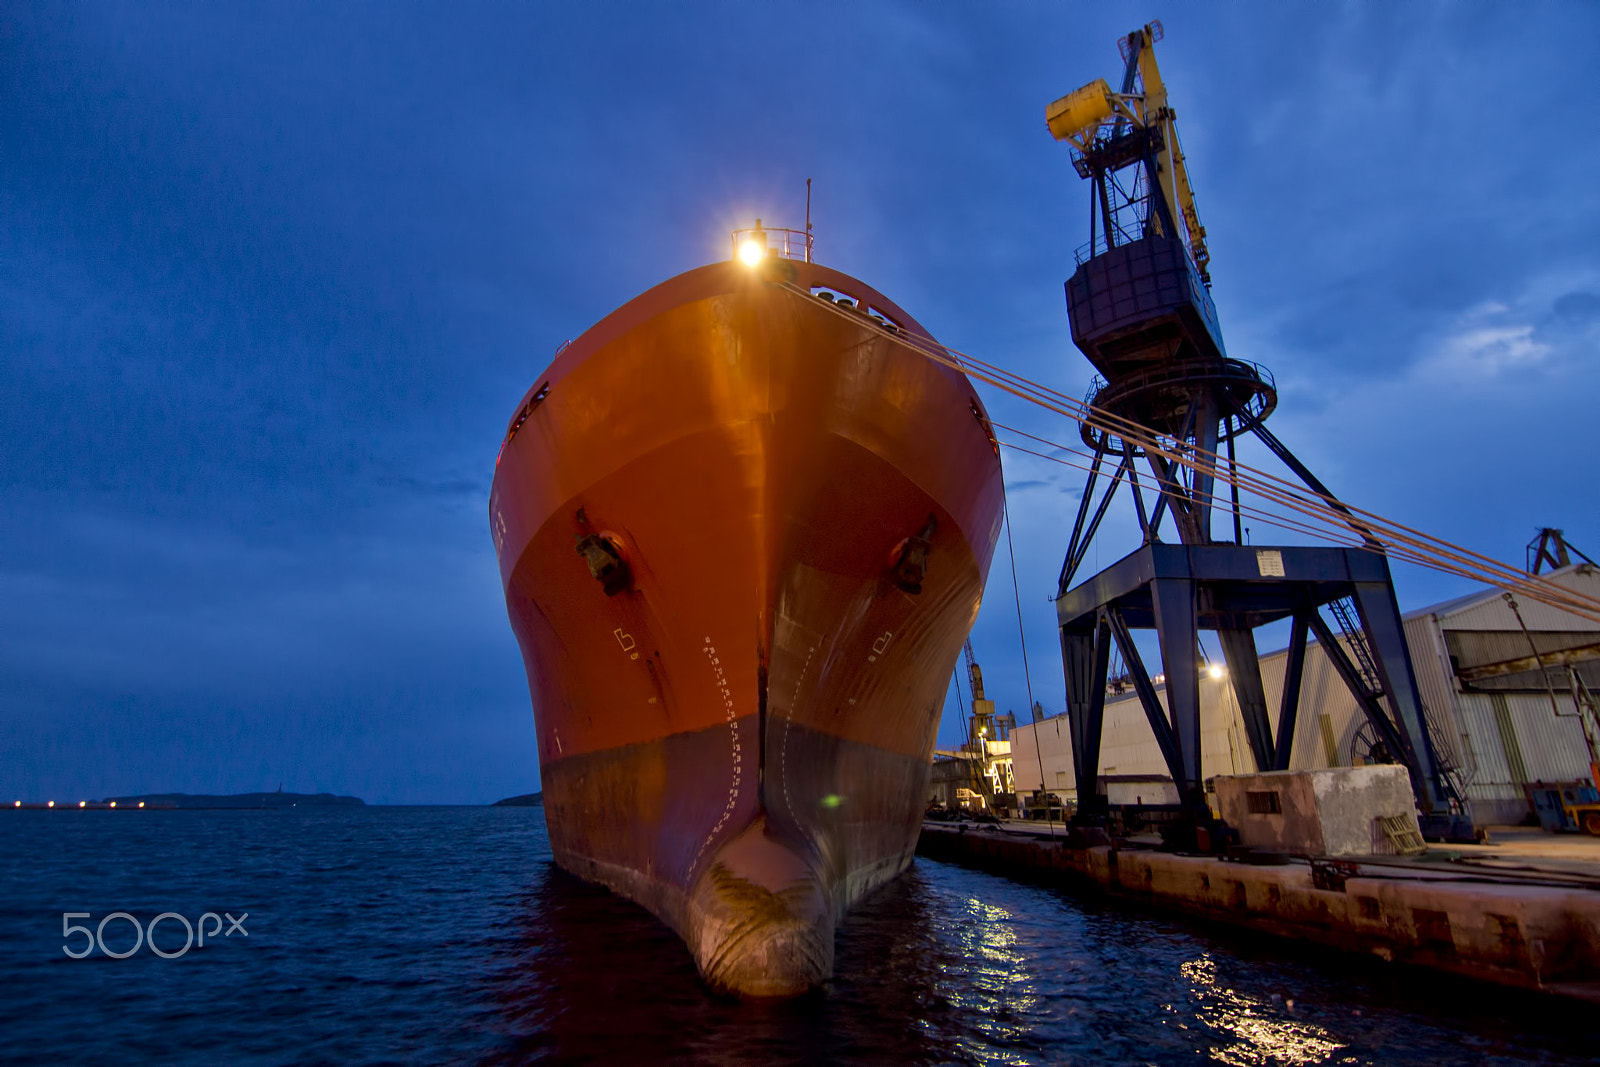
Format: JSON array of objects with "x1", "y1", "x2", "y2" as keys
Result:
[{"x1": 918, "y1": 823, "x2": 1600, "y2": 1001}]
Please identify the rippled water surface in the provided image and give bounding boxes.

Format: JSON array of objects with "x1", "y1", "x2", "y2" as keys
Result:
[{"x1": 1, "y1": 806, "x2": 1593, "y2": 1065}]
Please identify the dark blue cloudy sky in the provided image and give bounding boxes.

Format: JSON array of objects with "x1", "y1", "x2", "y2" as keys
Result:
[{"x1": 4, "y1": 4, "x2": 1597, "y2": 803}]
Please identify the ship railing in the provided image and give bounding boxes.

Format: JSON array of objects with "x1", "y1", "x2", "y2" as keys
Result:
[{"x1": 731, "y1": 226, "x2": 814, "y2": 263}]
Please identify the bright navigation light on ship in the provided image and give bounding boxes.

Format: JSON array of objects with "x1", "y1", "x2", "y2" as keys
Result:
[{"x1": 738, "y1": 239, "x2": 765, "y2": 265}]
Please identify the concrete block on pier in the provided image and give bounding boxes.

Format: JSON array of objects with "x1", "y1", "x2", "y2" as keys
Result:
[{"x1": 1213, "y1": 766, "x2": 1419, "y2": 857}]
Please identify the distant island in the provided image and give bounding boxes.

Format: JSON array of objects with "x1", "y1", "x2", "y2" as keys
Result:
[
  {"x1": 101, "y1": 791, "x2": 365, "y2": 809},
  {"x1": 492, "y1": 792, "x2": 543, "y2": 807}
]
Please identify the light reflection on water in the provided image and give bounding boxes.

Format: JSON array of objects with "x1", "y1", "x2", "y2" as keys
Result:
[
  {"x1": 943, "y1": 898, "x2": 1043, "y2": 1061},
  {"x1": 2, "y1": 807, "x2": 1596, "y2": 1065},
  {"x1": 1180, "y1": 955, "x2": 1345, "y2": 1066}
]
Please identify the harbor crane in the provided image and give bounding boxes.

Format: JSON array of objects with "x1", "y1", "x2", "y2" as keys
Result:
[{"x1": 1045, "y1": 22, "x2": 1475, "y2": 843}]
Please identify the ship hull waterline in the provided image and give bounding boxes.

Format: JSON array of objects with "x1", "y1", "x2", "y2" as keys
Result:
[{"x1": 490, "y1": 257, "x2": 1004, "y2": 996}]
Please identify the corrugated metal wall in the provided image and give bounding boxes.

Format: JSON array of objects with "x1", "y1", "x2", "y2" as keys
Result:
[
  {"x1": 1011, "y1": 714, "x2": 1076, "y2": 795},
  {"x1": 1436, "y1": 566, "x2": 1600, "y2": 634},
  {"x1": 1431, "y1": 567, "x2": 1600, "y2": 822},
  {"x1": 1009, "y1": 566, "x2": 1600, "y2": 823},
  {"x1": 1453, "y1": 691, "x2": 1592, "y2": 823}
]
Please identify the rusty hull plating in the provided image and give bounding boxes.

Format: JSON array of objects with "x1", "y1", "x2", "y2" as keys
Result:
[{"x1": 489, "y1": 256, "x2": 1004, "y2": 996}]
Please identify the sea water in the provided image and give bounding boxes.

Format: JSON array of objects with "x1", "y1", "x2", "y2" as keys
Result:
[{"x1": 0, "y1": 806, "x2": 1592, "y2": 1065}]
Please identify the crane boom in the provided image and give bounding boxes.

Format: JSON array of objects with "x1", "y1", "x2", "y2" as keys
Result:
[
  {"x1": 962, "y1": 639, "x2": 985, "y2": 700},
  {"x1": 1045, "y1": 21, "x2": 1211, "y2": 283}
]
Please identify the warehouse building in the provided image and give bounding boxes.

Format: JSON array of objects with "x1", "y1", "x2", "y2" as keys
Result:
[{"x1": 1013, "y1": 564, "x2": 1600, "y2": 825}]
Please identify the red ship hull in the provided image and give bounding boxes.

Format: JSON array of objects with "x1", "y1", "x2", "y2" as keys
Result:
[{"x1": 490, "y1": 257, "x2": 1003, "y2": 995}]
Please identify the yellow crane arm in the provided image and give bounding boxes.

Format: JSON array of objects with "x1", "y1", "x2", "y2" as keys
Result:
[
  {"x1": 1044, "y1": 23, "x2": 1212, "y2": 282},
  {"x1": 1132, "y1": 28, "x2": 1210, "y2": 279},
  {"x1": 1166, "y1": 123, "x2": 1210, "y2": 280}
]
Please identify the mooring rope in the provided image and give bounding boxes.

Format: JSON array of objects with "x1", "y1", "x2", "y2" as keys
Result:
[
  {"x1": 780, "y1": 281, "x2": 1600, "y2": 625},
  {"x1": 1002, "y1": 486, "x2": 1055, "y2": 834}
]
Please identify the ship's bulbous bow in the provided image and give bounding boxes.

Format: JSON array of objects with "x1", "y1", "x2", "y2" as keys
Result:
[{"x1": 686, "y1": 818, "x2": 832, "y2": 997}]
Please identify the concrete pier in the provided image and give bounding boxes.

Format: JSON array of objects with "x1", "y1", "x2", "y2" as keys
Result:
[{"x1": 918, "y1": 821, "x2": 1600, "y2": 1001}]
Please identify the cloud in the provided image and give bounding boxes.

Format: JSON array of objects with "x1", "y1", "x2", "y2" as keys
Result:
[
  {"x1": 1407, "y1": 279, "x2": 1600, "y2": 385},
  {"x1": 1553, "y1": 290, "x2": 1600, "y2": 323},
  {"x1": 1427, "y1": 322, "x2": 1548, "y2": 377},
  {"x1": 1409, "y1": 295, "x2": 1576, "y2": 380},
  {"x1": 6, "y1": 3, "x2": 1600, "y2": 799}
]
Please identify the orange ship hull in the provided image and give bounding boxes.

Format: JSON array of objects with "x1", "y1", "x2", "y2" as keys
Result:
[{"x1": 489, "y1": 257, "x2": 1003, "y2": 995}]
